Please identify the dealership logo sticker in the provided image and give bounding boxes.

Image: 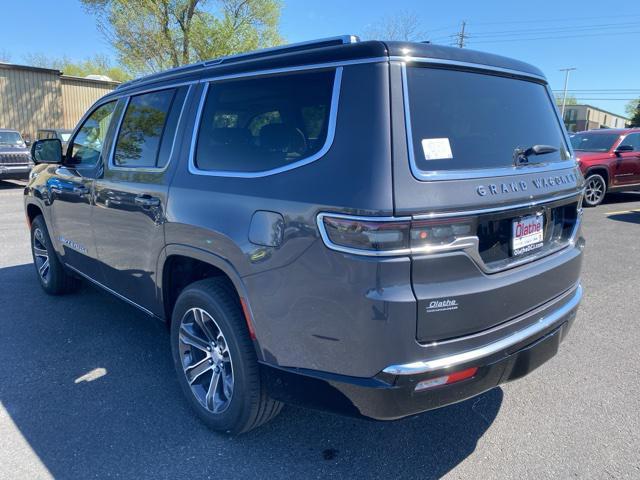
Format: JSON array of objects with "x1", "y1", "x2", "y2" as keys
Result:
[{"x1": 426, "y1": 298, "x2": 459, "y2": 313}]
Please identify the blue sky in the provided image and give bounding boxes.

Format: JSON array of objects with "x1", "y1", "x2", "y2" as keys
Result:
[{"x1": 2, "y1": 0, "x2": 639, "y2": 116}]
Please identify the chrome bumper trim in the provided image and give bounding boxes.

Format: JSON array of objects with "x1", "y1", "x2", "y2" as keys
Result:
[{"x1": 382, "y1": 284, "x2": 582, "y2": 375}]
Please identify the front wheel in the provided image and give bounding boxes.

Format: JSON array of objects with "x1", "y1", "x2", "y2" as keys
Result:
[
  {"x1": 30, "y1": 215, "x2": 79, "y2": 295},
  {"x1": 170, "y1": 278, "x2": 282, "y2": 434},
  {"x1": 584, "y1": 173, "x2": 607, "y2": 207}
]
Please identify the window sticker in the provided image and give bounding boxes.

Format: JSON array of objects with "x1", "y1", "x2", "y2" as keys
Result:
[{"x1": 421, "y1": 138, "x2": 453, "y2": 161}]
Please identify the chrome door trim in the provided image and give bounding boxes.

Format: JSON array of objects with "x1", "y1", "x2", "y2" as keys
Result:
[
  {"x1": 66, "y1": 264, "x2": 157, "y2": 318},
  {"x1": 382, "y1": 284, "x2": 582, "y2": 375}
]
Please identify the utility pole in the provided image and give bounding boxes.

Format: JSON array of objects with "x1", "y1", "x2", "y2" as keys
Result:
[
  {"x1": 456, "y1": 21, "x2": 468, "y2": 48},
  {"x1": 559, "y1": 67, "x2": 577, "y2": 119}
]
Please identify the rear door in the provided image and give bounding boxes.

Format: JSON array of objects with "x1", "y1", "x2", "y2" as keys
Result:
[
  {"x1": 615, "y1": 133, "x2": 640, "y2": 184},
  {"x1": 390, "y1": 62, "x2": 583, "y2": 342},
  {"x1": 92, "y1": 86, "x2": 191, "y2": 315}
]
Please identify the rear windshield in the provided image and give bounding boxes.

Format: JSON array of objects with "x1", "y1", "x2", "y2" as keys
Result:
[
  {"x1": 569, "y1": 132, "x2": 619, "y2": 152},
  {"x1": 406, "y1": 67, "x2": 570, "y2": 173}
]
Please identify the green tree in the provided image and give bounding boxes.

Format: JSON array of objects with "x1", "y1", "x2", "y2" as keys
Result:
[
  {"x1": 628, "y1": 101, "x2": 640, "y2": 127},
  {"x1": 625, "y1": 97, "x2": 640, "y2": 122},
  {"x1": 555, "y1": 94, "x2": 578, "y2": 107},
  {"x1": 80, "y1": 0, "x2": 283, "y2": 75},
  {"x1": 22, "y1": 53, "x2": 131, "y2": 82}
]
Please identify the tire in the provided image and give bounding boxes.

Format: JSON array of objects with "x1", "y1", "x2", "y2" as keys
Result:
[
  {"x1": 30, "y1": 215, "x2": 79, "y2": 295},
  {"x1": 170, "y1": 278, "x2": 282, "y2": 434},
  {"x1": 583, "y1": 173, "x2": 607, "y2": 207}
]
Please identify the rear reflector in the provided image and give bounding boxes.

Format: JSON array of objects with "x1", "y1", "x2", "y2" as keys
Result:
[{"x1": 414, "y1": 367, "x2": 478, "y2": 392}]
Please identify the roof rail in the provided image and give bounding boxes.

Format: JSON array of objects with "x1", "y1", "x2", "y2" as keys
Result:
[{"x1": 117, "y1": 35, "x2": 360, "y2": 90}]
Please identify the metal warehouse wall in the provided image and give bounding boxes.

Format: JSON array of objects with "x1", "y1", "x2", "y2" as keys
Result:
[
  {"x1": 61, "y1": 76, "x2": 118, "y2": 130},
  {"x1": 0, "y1": 64, "x2": 63, "y2": 141},
  {"x1": 0, "y1": 63, "x2": 118, "y2": 140}
]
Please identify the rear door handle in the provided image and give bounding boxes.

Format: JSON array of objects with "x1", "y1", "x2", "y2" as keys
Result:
[{"x1": 134, "y1": 195, "x2": 161, "y2": 207}]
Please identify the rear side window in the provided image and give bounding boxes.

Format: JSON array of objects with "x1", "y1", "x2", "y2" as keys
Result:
[
  {"x1": 194, "y1": 69, "x2": 336, "y2": 173},
  {"x1": 114, "y1": 89, "x2": 175, "y2": 168},
  {"x1": 406, "y1": 67, "x2": 570, "y2": 174}
]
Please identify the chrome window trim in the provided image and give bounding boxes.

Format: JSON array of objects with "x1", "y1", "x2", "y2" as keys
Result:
[
  {"x1": 390, "y1": 56, "x2": 547, "y2": 82},
  {"x1": 317, "y1": 191, "x2": 583, "y2": 273},
  {"x1": 107, "y1": 85, "x2": 193, "y2": 173},
  {"x1": 382, "y1": 284, "x2": 582, "y2": 375},
  {"x1": 399, "y1": 63, "x2": 578, "y2": 182},
  {"x1": 188, "y1": 66, "x2": 344, "y2": 178}
]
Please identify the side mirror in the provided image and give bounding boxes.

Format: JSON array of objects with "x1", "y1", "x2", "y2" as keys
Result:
[
  {"x1": 615, "y1": 144, "x2": 634, "y2": 155},
  {"x1": 31, "y1": 139, "x2": 63, "y2": 164},
  {"x1": 24, "y1": 139, "x2": 31, "y2": 147}
]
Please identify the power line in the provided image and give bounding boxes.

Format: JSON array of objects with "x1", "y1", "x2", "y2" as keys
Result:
[
  {"x1": 471, "y1": 29, "x2": 640, "y2": 44},
  {"x1": 471, "y1": 21, "x2": 640, "y2": 38},
  {"x1": 468, "y1": 13, "x2": 640, "y2": 26}
]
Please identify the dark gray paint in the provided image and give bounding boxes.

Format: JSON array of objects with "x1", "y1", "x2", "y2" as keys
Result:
[{"x1": 24, "y1": 40, "x2": 584, "y2": 381}]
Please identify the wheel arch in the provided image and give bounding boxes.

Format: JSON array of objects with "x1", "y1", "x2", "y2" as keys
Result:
[
  {"x1": 157, "y1": 244, "x2": 262, "y2": 359},
  {"x1": 584, "y1": 166, "x2": 610, "y2": 186}
]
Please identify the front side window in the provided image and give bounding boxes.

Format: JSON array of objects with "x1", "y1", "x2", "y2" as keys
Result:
[
  {"x1": 570, "y1": 132, "x2": 620, "y2": 152},
  {"x1": 619, "y1": 133, "x2": 640, "y2": 150},
  {"x1": 406, "y1": 67, "x2": 571, "y2": 174},
  {"x1": 195, "y1": 69, "x2": 336, "y2": 173},
  {"x1": 113, "y1": 89, "x2": 175, "y2": 168},
  {"x1": 70, "y1": 101, "x2": 117, "y2": 167}
]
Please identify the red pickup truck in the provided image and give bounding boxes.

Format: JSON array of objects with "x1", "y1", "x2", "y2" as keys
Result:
[{"x1": 570, "y1": 128, "x2": 640, "y2": 206}]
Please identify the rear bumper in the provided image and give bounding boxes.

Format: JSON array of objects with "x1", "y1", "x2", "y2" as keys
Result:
[
  {"x1": 0, "y1": 164, "x2": 31, "y2": 179},
  {"x1": 261, "y1": 284, "x2": 581, "y2": 420}
]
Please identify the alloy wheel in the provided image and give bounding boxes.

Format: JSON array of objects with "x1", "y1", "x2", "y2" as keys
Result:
[
  {"x1": 585, "y1": 176, "x2": 605, "y2": 205},
  {"x1": 33, "y1": 228, "x2": 51, "y2": 283},
  {"x1": 178, "y1": 307, "x2": 234, "y2": 414}
]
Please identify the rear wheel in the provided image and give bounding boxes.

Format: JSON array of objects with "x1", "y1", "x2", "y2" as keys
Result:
[
  {"x1": 30, "y1": 215, "x2": 79, "y2": 295},
  {"x1": 170, "y1": 278, "x2": 282, "y2": 434},
  {"x1": 584, "y1": 173, "x2": 607, "y2": 207}
]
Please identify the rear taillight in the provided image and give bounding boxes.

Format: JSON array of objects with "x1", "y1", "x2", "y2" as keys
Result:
[
  {"x1": 318, "y1": 213, "x2": 475, "y2": 256},
  {"x1": 414, "y1": 367, "x2": 478, "y2": 392}
]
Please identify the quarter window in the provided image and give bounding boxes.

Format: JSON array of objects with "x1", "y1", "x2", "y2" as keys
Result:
[
  {"x1": 70, "y1": 101, "x2": 117, "y2": 167},
  {"x1": 114, "y1": 89, "x2": 175, "y2": 168},
  {"x1": 194, "y1": 69, "x2": 336, "y2": 173}
]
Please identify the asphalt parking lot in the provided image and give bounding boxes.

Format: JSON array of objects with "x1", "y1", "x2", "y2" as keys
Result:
[{"x1": 0, "y1": 179, "x2": 639, "y2": 480}]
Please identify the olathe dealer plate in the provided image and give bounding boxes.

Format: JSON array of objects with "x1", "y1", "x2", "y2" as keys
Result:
[{"x1": 512, "y1": 214, "x2": 544, "y2": 256}]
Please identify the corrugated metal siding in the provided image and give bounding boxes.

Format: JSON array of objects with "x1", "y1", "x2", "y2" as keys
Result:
[
  {"x1": 61, "y1": 76, "x2": 118, "y2": 130},
  {"x1": 0, "y1": 64, "x2": 118, "y2": 141},
  {"x1": 0, "y1": 66, "x2": 63, "y2": 141}
]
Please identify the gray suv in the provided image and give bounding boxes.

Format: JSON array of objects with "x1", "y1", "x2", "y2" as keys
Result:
[{"x1": 24, "y1": 36, "x2": 584, "y2": 434}]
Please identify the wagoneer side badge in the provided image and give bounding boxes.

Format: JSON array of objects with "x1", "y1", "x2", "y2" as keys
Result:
[{"x1": 476, "y1": 173, "x2": 577, "y2": 196}]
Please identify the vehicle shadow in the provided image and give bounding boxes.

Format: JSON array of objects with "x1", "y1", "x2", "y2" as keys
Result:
[
  {"x1": 606, "y1": 211, "x2": 640, "y2": 225},
  {"x1": 602, "y1": 191, "x2": 640, "y2": 205},
  {"x1": 0, "y1": 179, "x2": 27, "y2": 190},
  {"x1": 0, "y1": 263, "x2": 502, "y2": 480}
]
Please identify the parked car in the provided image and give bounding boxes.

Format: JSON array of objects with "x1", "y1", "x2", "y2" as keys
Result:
[
  {"x1": 0, "y1": 128, "x2": 32, "y2": 180},
  {"x1": 37, "y1": 128, "x2": 73, "y2": 153},
  {"x1": 24, "y1": 36, "x2": 584, "y2": 434},
  {"x1": 569, "y1": 129, "x2": 640, "y2": 206}
]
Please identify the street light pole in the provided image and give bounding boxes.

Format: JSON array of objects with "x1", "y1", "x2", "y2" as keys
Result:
[{"x1": 559, "y1": 67, "x2": 577, "y2": 119}]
